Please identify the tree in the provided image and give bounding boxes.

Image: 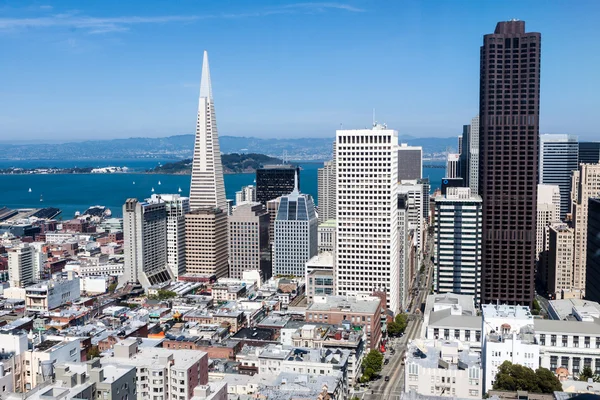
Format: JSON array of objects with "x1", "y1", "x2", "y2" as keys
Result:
[
  {"x1": 361, "y1": 350, "x2": 384, "y2": 381},
  {"x1": 107, "y1": 283, "x2": 117, "y2": 293},
  {"x1": 579, "y1": 366, "x2": 594, "y2": 381},
  {"x1": 395, "y1": 313, "x2": 408, "y2": 332},
  {"x1": 493, "y1": 361, "x2": 561, "y2": 394},
  {"x1": 387, "y1": 321, "x2": 402, "y2": 337},
  {"x1": 87, "y1": 346, "x2": 100, "y2": 359},
  {"x1": 150, "y1": 290, "x2": 177, "y2": 300}
]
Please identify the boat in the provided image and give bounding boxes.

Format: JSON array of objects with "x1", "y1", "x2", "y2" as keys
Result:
[
  {"x1": 28, "y1": 188, "x2": 32, "y2": 193},
  {"x1": 178, "y1": 187, "x2": 182, "y2": 193},
  {"x1": 151, "y1": 187, "x2": 155, "y2": 192},
  {"x1": 158, "y1": 180, "x2": 161, "y2": 185},
  {"x1": 40, "y1": 195, "x2": 43, "y2": 202},
  {"x1": 133, "y1": 181, "x2": 136, "y2": 185}
]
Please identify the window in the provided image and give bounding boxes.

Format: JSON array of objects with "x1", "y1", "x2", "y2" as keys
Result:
[
  {"x1": 574, "y1": 336, "x2": 579, "y2": 347},
  {"x1": 539, "y1": 334, "x2": 545, "y2": 345},
  {"x1": 562, "y1": 335, "x2": 568, "y2": 347}
]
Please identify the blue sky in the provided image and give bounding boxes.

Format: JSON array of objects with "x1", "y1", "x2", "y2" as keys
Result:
[{"x1": 1, "y1": 0, "x2": 599, "y2": 141}]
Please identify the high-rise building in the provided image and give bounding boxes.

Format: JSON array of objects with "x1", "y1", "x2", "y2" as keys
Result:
[
  {"x1": 579, "y1": 142, "x2": 600, "y2": 164},
  {"x1": 235, "y1": 185, "x2": 256, "y2": 205},
  {"x1": 433, "y1": 187, "x2": 483, "y2": 304},
  {"x1": 8, "y1": 242, "x2": 34, "y2": 288},
  {"x1": 273, "y1": 175, "x2": 318, "y2": 277},
  {"x1": 446, "y1": 153, "x2": 460, "y2": 178},
  {"x1": 397, "y1": 193, "x2": 411, "y2": 310},
  {"x1": 463, "y1": 115, "x2": 481, "y2": 195},
  {"x1": 266, "y1": 197, "x2": 281, "y2": 246},
  {"x1": 123, "y1": 198, "x2": 172, "y2": 287},
  {"x1": 189, "y1": 51, "x2": 227, "y2": 212},
  {"x1": 397, "y1": 143, "x2": 422, "y2": 181},
  {"x1": 536, "y1": 184, "x2": 561, "y2": 259},
  {"x1": 256, "y1": 165, "x2": 300, "y2": 205},
  {"x1": 459, "y1": 125, "x2": 470, "y2": 183},
  {"x1": 318, "y1": 161, "x2": 336, "y2": 223},
  {"x1": 399, "y1": 180, "x2": 424, "y2": 252},
  {"x1": 458, "y1": 136, "x2": 463, "y2": 155},
  {"x1": 539, "y1": 134, "x2": 579, "y2": 219},
  {"x1": 547, "y1": 222, "x2": 574, "y2": 299},
  {"x1": 185, "y1": 207, "x2": 229, "y2": 278},
  {"x1": 571, "y1": 163, "x2": 600, "y2": 295},
  {"x1": 418, "y1": 178, "x2": 431, "y2": 222},
  {"x1": 149, "y1": 194, "x2": 189, "y2": 279},
  {"x1": 335, "y1": 125, "x2": 401, "y2": 312},
  {"x1": 480, "y1": 20, "x2": 541, "y2": 306},
  {"x1": 585, "y1": 198, "x2": 600, "y2": 302},
  {"x1": 229, "y1": 202, "x2": 271, "y2": 280}
]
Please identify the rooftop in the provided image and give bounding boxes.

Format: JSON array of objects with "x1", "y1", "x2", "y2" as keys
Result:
[
  {"x1": 482, "y1": 304, "x2": 533, "y2": 321},
  {"x1": 549, "y1": 299, "x2": 600, "y2": 321},
  {"x1": 406, "y1": 339, "x2": 480, "y2": 370},
  {"x1": 534, "y1": 318, "x2": 600, "y2": 335},
  {"x1": 307, "y1": 295, "x2": 380, "y2": 314},
  {"x1": 318, "y1": 219, "x2": 337, "y2": 228}
]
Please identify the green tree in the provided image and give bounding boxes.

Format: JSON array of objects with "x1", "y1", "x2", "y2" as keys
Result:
[
  {"x1": 150, "y1": 290, "x2": 177, "y2": 300},
  {"x1": 493, "y1": 361, "x2": 560, "y2": 394},
  {"x1": 107, "y1": 283, "x2": 117, "y2": 293},
  {"x1": 395, "y1": 313, "x2": 408, "y2": 332},
  {"x1": 87, "y1": 346, "x2": 100, "y2": 359},
  {"x1": 387, "y1": 321, "x2": 402, "y2": 337},
  {"x1": 579, "y1": 366, "x2": 594, "y2": 381},
  {"x1": 361, "y1": 350, "x2": 384, "y2": 381}
]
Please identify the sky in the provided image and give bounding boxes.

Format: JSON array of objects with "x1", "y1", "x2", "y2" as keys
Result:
[{"x1": 1, "y1": 0, "x2": 599, "y2": 142}]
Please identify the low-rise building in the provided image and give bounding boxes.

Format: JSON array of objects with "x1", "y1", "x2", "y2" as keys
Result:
[
  {"x1": 24, "y1": 276, "x2": 81, "y2": 312},
  {"x1": 305, "y1": 269, "x2": 334, "y2": 302}
]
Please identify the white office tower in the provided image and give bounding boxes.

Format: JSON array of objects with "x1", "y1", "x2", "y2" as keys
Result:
[
  {"x1": 189, "y1": 51, "x2": 227, "y2": 212},
  {"x1": 571, "y1": 163, "x2": 600, "y2": 295},
  {"x1": 397, "y1": 143, "x2": 422, "y2": 181},
  {"x1": 149, "y1": 194, "x2": 189, "y2": 279},
  {"x1": 335, "y1": 124, "x2": 401, "y2": 312},
  {"x1": 229, "y1": 202, "x2": 271, "y2": 280},
  {"x1": 539, "y1": 134, "x2": 579, "y2": 219},
  {"x1": 318, "y1": 162, "x2": 336, "y2": 224},
  {"x1": 536, "y1": 184, "x2": 561, "y2": 260},
  {"x1": 273, "y1": 173, "x2": 318, "y2": 276},
  {"x1": 123, "y1": 198, "x2": 172, "y2": 288},
  {"x1": 398, "y1": 180, "x2": 424, "y2": 251},
  {"x1": 468, "y1": 115, "x2": 480, "y2": 195},
  {"x1": 8, "y1": 242, "x2": 35, "y2": 288},
  {"x1": 235, "y1": 185, "x2": 256, "y2": 205},
  {"x1": 433, "y1": 187, "x2": 483, "y2": 305},
  {"x1": 481, "y1": 304, "x2": 539, "y2": 394},
  {"x1": 446, "y1": 153, "x2": 460, "y2": 178}
]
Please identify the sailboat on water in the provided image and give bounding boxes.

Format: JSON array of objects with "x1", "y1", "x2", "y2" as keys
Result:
[
  {"x1": 40, "y1": 195, "x2": 43, "y2": 202},
  {"x1": 178, "y1": 187, "x2": 182, "y2": 193},
  {"x1": 28, "y1": 188, "x2": 32, "y2": 193},
  {"x1": 151, "y1": 187, "x2": 155, "y2": 192},
  {"x1": 158, "y1": 180, "x2": 161, "y2": 185}
]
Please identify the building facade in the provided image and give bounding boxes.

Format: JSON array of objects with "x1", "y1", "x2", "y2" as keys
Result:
[
  {"x1": 547, "y1": 223, "x2": 575, "y2": 298},
  {"x1": 586, "y1": 198, "x2": 600, "y2": 303},
  {"x1": 185, "y1": 208, "x2": 229, "y2": 278},
  {"x1": 8, "y1": 243, "x2": 34, "y2": 288},
  {"x1": 256, "y1": 165, "x2": 299, "y2": 205},
  {"x1": 579, "y1": 142, "x2": 600, "y2": 165},
  {"x1": 335, "y1": 125, "x2": 401, "y2": 312},
  {"x1": 397, "y1": 143, "x2": 422, "y2": 181},
  {"x1": 235, "y1": 185, "x2": 256, "y2": 205},
  {"x1": 536, "y1": 184, "x2": 561, "y2": 259},
  {"x1": 480, "y1": 20, "x2": 541, "y2": 306},
  {"x1": 446, "y1": 154, "x2": 460, "y2": 179},
  {"x1": 318, "y1": 160, "x2": 336, "y2": 224}
]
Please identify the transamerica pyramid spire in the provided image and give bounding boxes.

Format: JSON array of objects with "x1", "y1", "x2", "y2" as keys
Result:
[{"x1": 189, "y1": 51, "x2": 227, "y2": 212}]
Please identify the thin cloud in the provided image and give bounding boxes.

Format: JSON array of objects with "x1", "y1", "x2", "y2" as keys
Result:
[{"x1": 0, "y1": 3, "x2": 364, "y2": 34}]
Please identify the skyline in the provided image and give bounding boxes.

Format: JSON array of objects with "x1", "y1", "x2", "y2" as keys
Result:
[{"x1": 1, "y1": 1, "x2": 600, "y2": 140}]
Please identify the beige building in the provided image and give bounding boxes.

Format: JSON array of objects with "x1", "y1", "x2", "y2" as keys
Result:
[
  {"x1": 317, "y1": 220, "x2": 336, "y2": 253},
  {"x1": 317, "y1": 143, "x2": 336, "y2": 224},
  {"x1": 266, "y1": 197, "x2": 281, "y2": 246},
  {"x1": 547, "y1": 223, "x2": 575, "y2": 298},
  {"x1": 536, "y1": 184, "x2": 561, "y2": 259},
  {"x1": 8, "y1": 243, "x2": 34, "y2": 288},
  {"x1": 185, "y1": 208, "x2": 228, "y2": 278},
  {"x1": 228, "y1": 202, "x2": 270, "y2": 280},
  {"x1": 572, "y1": 163, "x2": 600, "y2": 295}
]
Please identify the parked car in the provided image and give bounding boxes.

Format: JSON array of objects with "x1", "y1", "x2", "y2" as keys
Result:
[{"x1": 385, "y1": 376, "x2": 390, "y2": 382}]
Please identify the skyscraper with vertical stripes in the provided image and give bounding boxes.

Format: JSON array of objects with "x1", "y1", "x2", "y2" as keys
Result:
[{"x1": 189, "y1": 51, "x2": 227, "y2": 212}]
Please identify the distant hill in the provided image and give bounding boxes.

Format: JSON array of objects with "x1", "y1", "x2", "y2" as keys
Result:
[
  {"x1": 0, "y1": 134, "x2": 457, "y2": 161},
  {"x1": 149, "y1": 153, "x2": 283, "y2": 174}
]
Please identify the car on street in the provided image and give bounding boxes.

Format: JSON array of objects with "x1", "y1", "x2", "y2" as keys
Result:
[
  {"x1": 385, "y1": 376, "x2": 390, "y2": 382},
  {"x1": 384, "y1": 359, "x2": 389, "y2": 365}
]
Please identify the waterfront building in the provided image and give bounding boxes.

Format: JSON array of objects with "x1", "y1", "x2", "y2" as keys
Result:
[
  {"x1": 228, "y1": 202, "x2": 271, "y2": 280},
  {"x1": 272, "y1": 174, "x2": 318, "y2": 277},
  {"x1": 335, "y1": 125, "x2": 401, "y2": 312},
  {"x1": 540, "y1": 134, "x2": 579, "y2": 219},
  {"x1": 8, "y1": 242, "x2": 35, "y2": 288},
  {"x1": 189, "y1": 51, "x2": 227, "y2": 212},
  {"x1": 433, "y1": 187, "x2": 483, "y2": 304},
  {"x1": 123, "y1": 198, "x2": 172, "y2": 287},
  {"x1": 585, "y1": 198, "x2": 600, "y2": 303},
  {"x1": 235, "y1": 185, "x2": 256, "y2": 205},
  {"x1": 547, "y1": 222, "x2": 575, "y2": 299},
  {"x1": 572, "y1": 163, "x2": 600, "y2": 295},
  {"x1": 256, "y1": 165, "x2": 299, "y2": 205},
  {"x1": 446, "y1": 153, "x2": 460, "y2": 179},
  {"x1": 579, "y1": 142, "x2": 600, "y2": 164},
  {"x1": 480, "y1": 21, "x2": 541, "y2": 306},
  {"x1": 397, "y1": 143, "x2": 422, "y2": 181},
  {"x1": 185, "y1": 207, "x2": 229, "y2": 278}
]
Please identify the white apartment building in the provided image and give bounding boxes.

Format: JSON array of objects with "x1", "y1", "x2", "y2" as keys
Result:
[
  {"x1": 572, "y1": 163, "x2": 600, "y2": 295},
  {"x1": 446, "y1": 154, "x2": 460, "y2": 179},
  {"x1": 335, "y1": 125, "x2": 401, "y2": 312},
  {"x1": 536, "y1": 184, "x2": 561, "y2": 260},
  {"x1": 404, "y1": 339, "x2": 482, "y2": 399},
  {"x1": 123, "y1": 198, "x2": 172, "y2": 288},
  {"x1": 8, "y1": 243, "x2": 34, "y2": 288},
  {"x1": 433, "y1": 187, "x2": 482, "y2": 304},
  {"x1": 235, "y1": 185, "x2": 256, "y2": 205},
  {"x1": 24, "y1": 275, "x2": 81, "y2": 312},
  {"x1": 150, "y1": 194, "x2": 189, "y2": 279}
]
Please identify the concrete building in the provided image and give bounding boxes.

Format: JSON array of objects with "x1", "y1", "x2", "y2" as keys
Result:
[
  {"x1": 539, "y1": 134, "x2": 579, "y2": 219},
  {"x1": 335, "y1": 125, "x2": 401, "y2": 312},
  {"x1": 273, "y1": 174, "x2": 318, "y2": 277},
  {"x1": 404, "y1": 339, "x2": 482, "y2": 399},
  {"x1": 185, "y1": 208, "x2": 229, "y2": 279},
  {"x1": 150, "y1": 194, "x2": 189, "y2": 279},
  {"x1": 8, "y1": 243, "x2": 34, "y2": 288},
  {"x1": 536, "y1": 184, "x2": 561, "y2": 260},
  {"x1": 446, "y1": 154, "x2": 460, "y2": 179},
  {"x1": 305, "y1": 295, "x2": 382, "y2": 350},
  {"x1": 24, "y1": 275, "x2": 81, "y2": 312},
  {"x1": 397, "y1": 193, "x2": 412, "y2": 312},
  {"x1": 189, "y1": 51, "x2": 226, "y2": 212},
  {"x1": 547, "y1": 223, "x2": 575, "y2": 299},
  {"x1": 399, "y1": 180, "x2": 424, "y2": 252},
  {"x1": 579, "y1": 142, "x2": 600, "y2": 164},
  {"x1": 123, "y1": 198, "x2": 172, "y2": 288},
  {"x1": 586, "y1": 198, "x2": 600, "y2": 303},
  {"x1": 433, "y1": 187, "x2": 482, "y2": 304},
  {"x1": 103, "y1": 340, "x2": 209, "y2": 400},
  {"x1": 306, "y1": 269, "x2": 334, "y2": 302},
  {"x1": 228, "y1": 202, "x2": 270, "y2": 280},
  {"x1": 572, "y1": 164, "x2": 600, "y2": 295},
  {"x1": 235, "y1": 185, "x2": 256, "y2": 205},
  {"x1": 256, "y1": 165, "x2": 300, "y2": 205},
  {"x1": 265, "y1": 197, "x2": 281, "y2": 247},
  {"x1": 318, "y1": 143, "x2": 336, "y2": 224},
  {"x1": 317, "y1": 220, "x2": 336, "y2": 253},
  {"x1": 397, "y1": 143, "x2": 422, "y2": 181},
  {"x1": 461, "y1": 115, "x2": 480, "y2": 195}
]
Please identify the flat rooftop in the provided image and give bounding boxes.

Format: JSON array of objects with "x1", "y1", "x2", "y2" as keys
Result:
[{"x1": 307, "y1": 295, "x2": 380, "y2": 314}]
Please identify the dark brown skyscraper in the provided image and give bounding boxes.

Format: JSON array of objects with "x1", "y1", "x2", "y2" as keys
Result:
[{"x1": 479, "y1": 20, "x2": 540, "y2": 306}]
